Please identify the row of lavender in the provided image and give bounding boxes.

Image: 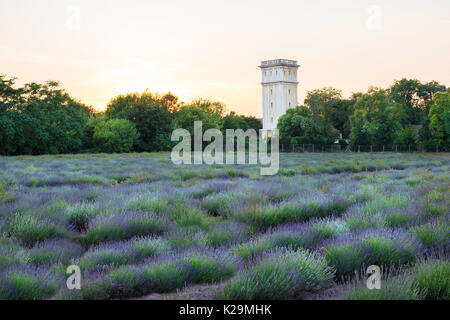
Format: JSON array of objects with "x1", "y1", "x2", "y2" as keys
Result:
[{"x1": 0, "y1": 153, "x2": 448, "y2": 300}]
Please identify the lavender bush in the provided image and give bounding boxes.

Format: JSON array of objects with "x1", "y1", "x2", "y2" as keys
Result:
[{"x1": 0, "y1": 152, "x2": 448, "y2": 300}]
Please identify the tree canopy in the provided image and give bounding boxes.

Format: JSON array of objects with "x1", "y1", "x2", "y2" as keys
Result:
[
  {"x1": 0, "y1": 74, "x2": 448, "y2": 155},
  {"x1": 0, "y1": 75, "x2": 93, "y2": 155}
]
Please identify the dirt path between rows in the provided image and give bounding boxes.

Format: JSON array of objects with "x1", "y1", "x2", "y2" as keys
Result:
[{"x1": 132, "y1": 283, "x2": 225, "y2": 300}]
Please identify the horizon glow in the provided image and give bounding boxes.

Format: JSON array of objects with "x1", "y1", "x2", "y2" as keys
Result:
[{"x1": 1, "y1": 0, "x2": 449, "y2": 116}]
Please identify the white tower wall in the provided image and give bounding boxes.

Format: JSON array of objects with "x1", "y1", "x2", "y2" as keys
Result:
[{"x1": 260, "y1": 59, "x2": 299, "y2": 135}]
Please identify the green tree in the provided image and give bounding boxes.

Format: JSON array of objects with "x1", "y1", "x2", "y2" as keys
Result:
[
  {"x1": 222, "y1": 111, "x2": 249, "y2": 132},
  {"x1": 278, "y1": 106, "x2": 336, "y2": 146},
  {"x1": 350, "y1": 87, "x2": 400, "y2": 147},
  {"x1": 390, "y1": 78, "x2": 446, "y2": 126},
  {"x1": 328, "y1": 93, "x2": 359, "y2": 138},
  {"x1": 394, "y1": 125, "x2": 417, "y2": 147},
  {"x1": 243, "y1": 115, "x2": 262, "y2": 132},
  {"x1": 429, "y1": 91, "x2": 450, "y2": 148},
  {"x1": 175, "y1": 99, "x2": 225, "y2": 135},
  {"x1": 105, "y1": 90, "x2": 176, "y2": 151},
  {"x1": 93, "y1": 119, "x2": 139, "y2": 153},
  {"x1": 304, "y1": 87, "x2": 342, "y2": 136},
  {"x1": 0, "y1": 75, "x2": 92, "y2": 155}
]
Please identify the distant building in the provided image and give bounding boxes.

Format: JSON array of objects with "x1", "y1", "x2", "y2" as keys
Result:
[
  {"x1": 260, "y1": 59, "x2": 299, "y2": 138},
  {"x1": 332, "y1": 128, "x2": 346, "y2": 144}
]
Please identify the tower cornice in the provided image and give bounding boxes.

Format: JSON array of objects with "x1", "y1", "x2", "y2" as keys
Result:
[{"x1": 259, "y1": 59, "x2": 299, "y2": 68}]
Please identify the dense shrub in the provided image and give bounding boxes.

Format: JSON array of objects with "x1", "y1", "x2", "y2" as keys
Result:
[
  {"x1": 82, "y1": 211, "x2": 169, "y2": 246},
  {"x1": 65, "y1": 202, "x2": 99, "y2": 231},
  {"x1": 345, "y1": 272, "x2": 423, "y2": 300},
  {"x1": 221, "y1": 248, "x2": 334, "y2": 299},
  {"x1": 10, "y1": 214, "x2": 68, "y2": 247},
  {"x1": 80, "y1": 248, "x2": 237, "y2": 299},
  {"x1": 0, "y1": 265, "x2": 62, "y2": 300},
  {"x1": 236, "y1": 194, "x2": 349, "y2": 230},
  {"x1": 324, "y1": 229, "x2": 420, "y2": 279},
  {"x1": 78, "y1": 237, "x2": 170, "y2": 272},
  {"x1": 232, "y1": 220, "x2": 346, "y2": 260},
  {"x1": 93, "y1": 119, "x2": 139, "y2": 153},
  {"x1": 206, "y1": 222, "x2": 250, "y2": 247},
  {"x1": 410, "y1": 220, "x2": 449, "y2": 251},
  {"x1": 413, "y1": 258, "x2": 449, "y2": 300},
  {"x1": 28, "y1": 239, "x2": 83, "y2": 265}
]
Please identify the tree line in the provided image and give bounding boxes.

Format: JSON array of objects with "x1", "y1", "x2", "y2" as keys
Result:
[
  {"x1": 0, "y1": 75, "x2": 261, "y2": 155},
  {"x1": 0, "y1": 74, "x2": 448, "y2": 155},
  {"x1": 278, "y1": 79, "x2": 449, "y2": 151}
]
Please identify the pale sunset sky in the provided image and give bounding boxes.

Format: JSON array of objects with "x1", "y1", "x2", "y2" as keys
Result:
[{"x1": 1, "y1": 0, "x2": 449, "y2": 116}]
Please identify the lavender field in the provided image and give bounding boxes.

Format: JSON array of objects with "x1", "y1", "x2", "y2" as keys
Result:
[{"x1": 0, "y1": 153, "x2": 449, "y2": 300}]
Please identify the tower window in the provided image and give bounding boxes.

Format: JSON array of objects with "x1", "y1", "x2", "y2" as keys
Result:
[
  {"x1": 288, "y1": 89, "x2": 291, "y2": 95},
  {"x1": 270, "y1": 89, "x2": 272, "y2": 95},
  {"x1": 271, "y1": 117, "x2": 273, "y2": 124},
  {"x1": 289, "y1": 102, "x2": 291, "y2": 107},
  {"x1": 271, "y1": 102, "x2": 273, "y2": 109}
]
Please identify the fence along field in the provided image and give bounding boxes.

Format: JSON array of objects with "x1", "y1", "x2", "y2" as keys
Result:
[{"x1": 0, "y1": 152, "x2": 448, "y2": 300}]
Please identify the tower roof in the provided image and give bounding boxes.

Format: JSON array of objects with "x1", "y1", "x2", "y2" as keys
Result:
[{"x1": 259, "y1": 59, "x2": 299, "y2": 68}]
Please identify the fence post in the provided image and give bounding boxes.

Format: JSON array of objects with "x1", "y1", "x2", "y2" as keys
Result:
[
  {"x1": 383, "y1": 145, "x2": 385, "y2": 153},
  {"x1": 292, "y1": 144, "x2": 295, "y2": 153},
  {"x1": 370, "y1": 145, "x2": 372, "y2": 153},
  {"x1": 408, "y1": 145, "x2": 411, "y2": 153},
  {"x1": 436, "y1": 145, "x2": 438, "y2": 153},
  {"x1": 313, "y1": 144, "x2": 315, "y2": 153},
  {"x1": 281, "y1": 144, "x2": 284, "y2": 153},
  {"x1": 395, "y1": 145, "x2": 398, "y2": 153},
  {"x1": 358, "y1": 145, "x2": 360, "y2": 153}
]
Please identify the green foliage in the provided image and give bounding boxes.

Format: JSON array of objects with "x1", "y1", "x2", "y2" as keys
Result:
[
  {"x1": 429, "y1": 91, "x2": 450, "y2": 147},
  {"x1": 410, "y1": 221, "x2": 449, "y2": 250},
  {"x1": 278, "y1": 106, "x2": 337, "y2": 146},
  {"x1": 1, "y1": 74, "x2": 448, "y2": 155},
  {"x1": 78, "y1": 237, "x2": 170, "y2": 272},
  {"x1": 10, "y1": 214, "x2": 68, "y2": 247},
  {"x1": 93, "y1": 119, "x2": 139, "y2": 153},
  {"x1": 221, "y1": 249, "x2": 334, "y2": 299},
  {"x1": 65, "y1": 202, "x2": 99, "y2": 231},
  {"x1": 81, "y1": 250, "x2": 236, "y2": 299},
  {"x1": 174, "y1": 99, "x2": 225, "y2": 141},
  {"x1": 390, "y1": 78, "x2": 446, "y2": 126},
  {"x1": 0, "y1": 75, "x2": 92, "y2": 155},
  {"x1": 394, "y1": 125, "x2": 418, "y2": 147},
  {"x1": 105, "y1": 91, "x2": 176, "y2": 151},
  {"x1": 350, "y1": 87, "x2": 401, "y2": 147},
  {"x1": 304, "y1": 87, "x2": 342, "y2": 136},
  {"x1": 413, "y1": 259, "x2": 449, "y2": 300},
  {"x1": 0, "y1": 268, "x2": 60, "y2": 300},
  {"x1": 325, "y1": 233, "x2": 418, "y2": 279},
  {"x1": 82, "y1": 213, "x2": 168, "y2": 246},
  {"x1": 345, "y1": 272, "x2": 423, "y2": 300}
]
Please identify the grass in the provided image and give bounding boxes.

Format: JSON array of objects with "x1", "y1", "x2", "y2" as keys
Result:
[{"x1": 413, "y1": 258, "x2": 449, "y2": 300}]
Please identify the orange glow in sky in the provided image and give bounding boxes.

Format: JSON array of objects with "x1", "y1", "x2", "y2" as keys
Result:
[{"x1": 1, "y1": 0, "x2": 449, "y2": 116}]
